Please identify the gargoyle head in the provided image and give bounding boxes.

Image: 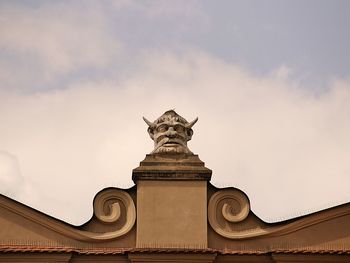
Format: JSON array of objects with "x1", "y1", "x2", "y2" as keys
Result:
[{"x1": 143, "y1": 110, "x2": 198, "y2": 154}]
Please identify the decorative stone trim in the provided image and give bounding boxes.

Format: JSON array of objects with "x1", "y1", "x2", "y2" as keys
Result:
[
  {"x1": 0, "y1": 189, "x2": 136, "y2": 241},
  {"x1": 208, "y1": 188, "x2": 350, "y2": 239},
  {"x1": 93, "y1": 188, "x2": 136, "y2": 228},
  {"x1": 208, "y1": 189, "x2": 250, "y2": 239},
  {"x1": 132, "y1": 154, "x2": 212, "y2": 182},
  {"x1": 128, "y1": 253, "x2": 217, "y2": 263}
]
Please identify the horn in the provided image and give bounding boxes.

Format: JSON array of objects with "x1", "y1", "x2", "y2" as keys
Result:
[
  {"x1": 143, "y1": 117, "x2": 156, "y2": 128},
  {"x1": 186, "y1": 117, "x2": 198, "y2": 129}
]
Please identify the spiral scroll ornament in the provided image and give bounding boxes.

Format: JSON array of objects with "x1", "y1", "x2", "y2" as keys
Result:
[
  {"x1": 1, "y1": 188, "x2": 137, "y2": 242},
  {"x1": 87, "y1": 189, "x2": 136, "y2": 239},
  {"x1": 208, "y1": 189, "x2": 250, "y2": 239}
]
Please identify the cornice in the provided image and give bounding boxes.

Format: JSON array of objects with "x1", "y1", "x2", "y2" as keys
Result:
[
  {"x1": 0, "y1": 188, "x2": 136, "y2": 242},
  {"x1": 208, "y1": 188, "x2": 350, "y2": 239}
]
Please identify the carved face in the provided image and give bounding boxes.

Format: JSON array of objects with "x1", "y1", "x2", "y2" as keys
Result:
[{"x1": 143, "y1": 110, "x2": 197, "y2": 154}]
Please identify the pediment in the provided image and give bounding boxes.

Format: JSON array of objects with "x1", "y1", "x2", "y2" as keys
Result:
[
  {"x1": 207, "y1": 185, "x2": 350, "y2": 254},
  {"x1": 1, "y1": 185, "x2": 350, "y2": 255},
  {"x1": 0, "y1": 187, "x2": 136, "y2": 250},
  {"x1": 1, "y1": 111, "x2": 349, "y2": 261}
]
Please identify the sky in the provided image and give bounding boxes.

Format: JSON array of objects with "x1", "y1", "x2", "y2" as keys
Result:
[{"x1": 0, "y1": 0, "x2": 350, "y2": 225}]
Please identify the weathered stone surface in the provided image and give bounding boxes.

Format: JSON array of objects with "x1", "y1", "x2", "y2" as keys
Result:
[
  {"x1": 143, "y1": 110, "x2": 198, "y2": 154},
  {"x1": 136, "y1": 180, "x2": 208, "y2": 249},
  {"x1": 132, "y1": 153, "x2": 212, "y2": 182}
]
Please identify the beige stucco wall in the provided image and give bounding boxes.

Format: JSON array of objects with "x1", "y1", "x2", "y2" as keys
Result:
[{"x1": 136, "y1": 180, "x2": 208, "y2": 248}]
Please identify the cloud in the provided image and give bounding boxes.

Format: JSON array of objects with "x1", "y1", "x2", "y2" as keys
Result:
[
  {"x1": 0, "y1": 50, "x2": 349, "y2": 224},
  {"x1": 0, "y1": 1, "x2": 120, "y2": 89},
  {"x1": 0, "y1": 151, "x2": 22, "y2": 196},
  {"x1": 0, "y1": 0, "x2": 209, "y2": 94},
  {"x1": 0, "y1": 151, "x2": 35, "y2": 203}
]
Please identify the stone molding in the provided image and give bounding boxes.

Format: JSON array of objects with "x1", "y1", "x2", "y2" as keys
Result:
[
  {"x1": 132, "y1": 154, "x2": 212, "y2": 182},
  {"x1": 0, "y1": 188, "x2": 136, "y2": 242},
  {"x1": 0, "y1": 253, "x2": 72, "y2": 262},
  {"x1": 128, "y1": 253, "x2": 217, "y2": 262},
  {"x1": 271, "y1": 254, "x2": 350, "y2": 262},
  {"x1": 208, "y1": 188, "x2": 350, "y2": 239}
]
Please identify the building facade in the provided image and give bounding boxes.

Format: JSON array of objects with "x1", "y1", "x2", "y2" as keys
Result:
[{"x1": 1, "y1": 111, "x2": 350, "y2": 262}]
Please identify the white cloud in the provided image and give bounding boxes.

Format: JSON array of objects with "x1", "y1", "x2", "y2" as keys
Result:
[
  {"x1": 0, "y1": 51, "x2": 349, "y2": 224},
  {"x1": 0, "y1": 151, "x2": 22, "y2": 196},
  {"x1": 0, "y1": 1, "x2": 120, "y2": 88},
  {"x1": 0, "y1": 151, "x2": 35, "y2": 203},
  {"x1": 271, "y1": 65, "x2": 292, "y2": 79}
]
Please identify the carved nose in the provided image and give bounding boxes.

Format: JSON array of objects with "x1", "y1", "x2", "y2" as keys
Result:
[{"x1": 166, "y1": 127, "x2": 176, "y2": 137}]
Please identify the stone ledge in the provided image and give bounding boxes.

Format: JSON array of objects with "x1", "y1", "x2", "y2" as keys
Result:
[{"x1": 132, "y1": 154, "x2": 212, "y2": 182}]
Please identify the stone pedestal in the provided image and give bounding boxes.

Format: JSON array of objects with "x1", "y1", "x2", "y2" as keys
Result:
[{"x1": 132, "y1": 153, "x2": 212, "y2": 249}]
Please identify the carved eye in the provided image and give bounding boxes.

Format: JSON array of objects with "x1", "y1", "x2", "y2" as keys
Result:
[
  {"x1": 158, "y1": 125, "x2": 168, "y2": 132},
  {"x1": 175, "y1": 125, "x2": 184, "y2": 133}
]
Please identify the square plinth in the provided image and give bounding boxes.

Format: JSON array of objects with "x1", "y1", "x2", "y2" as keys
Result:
[{"x1": 136, "y1": 180, "x2": 207, "y2": 248}]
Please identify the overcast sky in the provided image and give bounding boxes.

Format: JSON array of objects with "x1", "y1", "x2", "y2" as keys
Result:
[{"x1": 0, "y1": 0, "x2": 350, "y2": 225}]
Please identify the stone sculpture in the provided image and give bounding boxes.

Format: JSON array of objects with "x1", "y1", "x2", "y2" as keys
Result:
[{"x1": 143, "y1": 110, "x2": 198, "y2": 154}]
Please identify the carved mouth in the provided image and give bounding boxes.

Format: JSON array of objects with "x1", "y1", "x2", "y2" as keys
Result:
[{"x1": 163, "y1": 141, "x2": 181, "y2": 146}]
